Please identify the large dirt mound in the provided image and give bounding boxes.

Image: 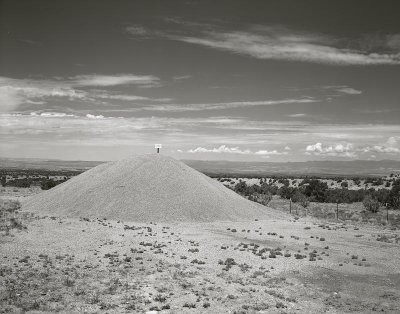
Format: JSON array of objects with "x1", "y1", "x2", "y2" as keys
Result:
[{"x1": 23, "y1": 154, "x2": 268, "y2": 222}]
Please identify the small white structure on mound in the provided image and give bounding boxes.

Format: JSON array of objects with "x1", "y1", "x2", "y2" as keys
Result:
[
  {"x1": 23, "y1": 154, "x2": 267, "y2": 222},
  {"x1": 155, "y1": 143, "x2": 162, "y2": 153}
]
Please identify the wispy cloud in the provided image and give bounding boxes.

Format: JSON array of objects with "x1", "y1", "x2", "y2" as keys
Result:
[
  {"x1": 125, "y1": 26, "x2": 149, "y2": 36},
  {"x1": 336, "y1": 87, "x2": 362, "y2": 95},
  {"x1": 138, "y1": 98, "x2": 317, "y2": 112},
  {"x1": 95, "y1": 91, "x2": 172, "y2": 102},
  {"x1": 0, "y1": 75, "x2": 316, "y2": 113},
  {"x1": 70, "y1": 74, "x2": 160, "y2": 87},
  {"x1": 362, "y1": 146, "x2": 400, "y2": 153},
  {"x1": 361, "y1": 137, "x2": 400, "y2": 154},
  {"x1": 288, "y1": 85, "x2": 362, "y2": 99},
  {"x1": 358, "y1": 108, "x2": 398, "y2": 114},
  {"x1": 0, "y1": 77, "x2": 89, "y2": 112},
  {"x1": 0, "y1": 86, "x2": 23, "y2": 112},
  {"x1": 0, "y1": 75, "x2": 166, "y2": 112},
  {"x1": 387, "y1": 34, "x2": 400, "y2": 50},
  {"x1": 127, "y1": 25, "x2": 400, "y2": 66},
  {"x1": 174, "y1": 29, "x2": 400, "y2": 66},
  {"x1": 288, "y1": 113, "x2": 307, "y2": 117},
  {"x1": 173, "y1": 75, "x2": 192, "y2": 81}
]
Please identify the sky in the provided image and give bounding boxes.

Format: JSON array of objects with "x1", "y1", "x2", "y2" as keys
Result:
[{"x1": 1, "y1": 0, "x2": 400, "y2": 161}]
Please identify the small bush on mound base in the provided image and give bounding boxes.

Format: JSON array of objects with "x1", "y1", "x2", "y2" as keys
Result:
[{"x1": 250, "y1": 192, "x2": 272, "y2": 206}]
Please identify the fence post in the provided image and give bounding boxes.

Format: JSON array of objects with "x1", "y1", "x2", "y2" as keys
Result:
[
  {"x1": 336, "y1": 200, "x2": 339, "y2": 220},
  {"x1": 289, "y1": 198, "x2": 292, "y2": 214},
  {"x1": 387, "y1": 205, "x2": 389, "y2": 223}
]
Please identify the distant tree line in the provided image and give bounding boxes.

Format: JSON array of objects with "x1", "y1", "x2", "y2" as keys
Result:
[
  {"x1": 231, "y1": 178, "x2": 400, "y2": 210},
  {"x1": 1, "y1": 177, "x2": 68, "y2": 190},
  {"x1": 213, "y1": 173, "x2": 397, "y2": 184},
  {"x1": 0, "y1": 168, "x2": 80, "y2": 190}
]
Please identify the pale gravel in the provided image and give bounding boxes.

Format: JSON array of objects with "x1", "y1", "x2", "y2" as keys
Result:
[{"x1": 22, "y1": 154, "x2": 268, "y2": 222}]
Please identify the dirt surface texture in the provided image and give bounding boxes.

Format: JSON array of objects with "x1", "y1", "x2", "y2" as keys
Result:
[
  {"x1": 1, "y1": 213, "x2": 399, "y2": 313},
  {"x1": 22, "y1": 154, "x2": 267, "y2": 222},
  {"x1": 1, "y1": 157, "x2": 400, "y2": 313}
]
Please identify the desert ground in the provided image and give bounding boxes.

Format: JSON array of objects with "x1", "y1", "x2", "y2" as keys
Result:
[
  {"x1": 1, "y1": 155, "x2": 400, "y2": 313},
  {"x1": 1, "y1": 196, "x2": 400, "y2": 313}
]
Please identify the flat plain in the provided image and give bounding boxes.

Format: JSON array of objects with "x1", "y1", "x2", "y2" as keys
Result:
[
  {"x1": 1, "y1": 196, "x2": 400, "y2": 313},
  {"x1": 1, "y1": 156, "x2": 400, "y2": 313}
]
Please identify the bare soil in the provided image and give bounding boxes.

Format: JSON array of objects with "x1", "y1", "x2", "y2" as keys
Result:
[
  {"x1": 268, "y1": 196, "x2": 400, "y2": 228},
  {"x1": 1, "y1": 199, "x2": 399, "y2": 313}
]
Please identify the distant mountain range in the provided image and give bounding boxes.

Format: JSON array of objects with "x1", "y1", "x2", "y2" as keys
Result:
[
  {"x1": 1, "y1": 157, "x2": 400, "y2": 177},
  {"x1": 0, "y1": 157, "x2": 102, "y2": 172},
  {"x1": 184, "y1": 159, "x2": 400, "y2": 177}
]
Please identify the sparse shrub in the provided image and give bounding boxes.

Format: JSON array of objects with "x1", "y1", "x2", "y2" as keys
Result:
[
  {"x1": 149, "y1": 306, "x2": 160, "y2": 311},
  {"x1": 1, "y1": 200, "x2": 26, "y2": 234},
  {"x1": 88, "y1": 292, "x2": 100, "y2": 304},
  {"x1": 387, "y1": 179, "x2": 400, "y2": 209},
  {"x1": 154, "y1": 294, "x2": 167, "y2": 302},
  {"x1": 191, "y1": 259, "x2": 205, "y2": 265},
  {"x1": 363, "y1": 195, "x2": 380, "y2": 213},
  {"x1": 183, "y1": 302, "x2": 196, "y2": 308},
  {"x1": 276, "y1": 301, "x2": 286, "y2": 308},
  {"x1": 19, "y1": 299, "x2": 42, "y2": 311},
  {"x1": 41, "y1": 179, "x2": 60, "y2": 190},
  {"x1": 238, "y1": 263, "x2": 252, "y2": 272},
  {"x1": 222, "y1": 257, "x2": 236, "y2": 271},
  {"x1": 64, "y1": 276, "x2": 75, "y2": 287},
  {"x1": 292, "y1": 191, "x2": 309, "y2": 208},
  {"x1": 0, "y1": 199, "x2": 21, "y2": 213},
  {"x1": 9, "y1": 218, "x2": 24, "y2": 230},
  {"x1": 252, "y1": 192, "x2": 272, "y2": 206},
  {"x1": 252, "y1": 302, "x2": 270, "y2": 311}
]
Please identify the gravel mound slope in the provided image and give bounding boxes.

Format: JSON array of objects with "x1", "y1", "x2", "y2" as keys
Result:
[{"x1": 23, "y1": 154, "x2": 268, "y2": 222}]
